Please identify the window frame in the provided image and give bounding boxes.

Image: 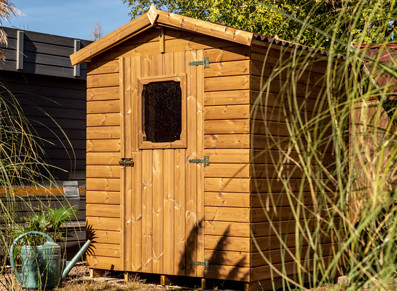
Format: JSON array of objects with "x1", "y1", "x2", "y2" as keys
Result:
[{"x1": 137, "y1": 74, "x2": 187, "y2": 149}]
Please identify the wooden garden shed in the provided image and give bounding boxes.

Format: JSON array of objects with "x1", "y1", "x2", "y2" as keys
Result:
[{"x1": 71, "y1": 5, "x2": 332, "y2": 290}]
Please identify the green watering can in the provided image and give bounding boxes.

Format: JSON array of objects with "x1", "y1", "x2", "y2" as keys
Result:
[{"x1": 10, "y1": 231, "x2": 91, "y2": 289}]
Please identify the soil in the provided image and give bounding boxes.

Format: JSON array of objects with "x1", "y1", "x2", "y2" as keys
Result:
[{"x1": 0, "y1": 263, "x2": 189, "y2": 291}]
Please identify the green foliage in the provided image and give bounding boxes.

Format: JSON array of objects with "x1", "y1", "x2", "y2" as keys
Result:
[
  {"x1": 12, "y1": 206, "x2": 77, "y2": 246},
  {"x1": 123, "y1": 0, "x2": 397, "y2": 48}
]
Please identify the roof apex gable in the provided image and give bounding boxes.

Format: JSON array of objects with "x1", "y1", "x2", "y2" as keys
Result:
[{"x1": 70, "y1": 5, "x2": 253, "y2": 66}]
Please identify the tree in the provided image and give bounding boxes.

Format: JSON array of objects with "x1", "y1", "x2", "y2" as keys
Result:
[
  {"x1": 91, "y1": 21, "x2": 103, "y2": 41},
  {"x1": 123, "y1": 0, "x2": 397, "y2": 48},
  {"x1": 0, "y1": 0, "x2": 20, "y2": 60}
]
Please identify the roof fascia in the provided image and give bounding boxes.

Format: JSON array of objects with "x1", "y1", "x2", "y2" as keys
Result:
[
  {"x1": 70, "y1": 13, "x2": 153, "y2": 65},
  {"x1": 70, "y1": 5, "x2": 253, "y2": 65}
]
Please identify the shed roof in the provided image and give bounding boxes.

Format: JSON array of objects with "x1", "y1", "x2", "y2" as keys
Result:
[
  {"x1": 70, "y1": 4, "x2": 253, "y2": 66},
  {"x1": 70, "y1": 4, "x2": 344, "y2": 66}
]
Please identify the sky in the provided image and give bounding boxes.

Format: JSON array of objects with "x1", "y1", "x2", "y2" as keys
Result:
[{"x1": 4, "y1": 0, "x2": 132, "y2": 40}]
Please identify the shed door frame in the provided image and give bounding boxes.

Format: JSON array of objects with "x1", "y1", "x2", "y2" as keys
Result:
[
  {"x1": 119, "y1": 50, "x2": 205, "y2": 277},
  {"x1": 137, "y1": 74, "x2": 187, "y2": 149}
]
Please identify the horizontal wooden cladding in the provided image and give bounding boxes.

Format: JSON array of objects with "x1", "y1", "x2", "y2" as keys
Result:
[
  {"x1": 205, "y1": 105, "x2": 250, "y2": 120},
  {"x1": 205, "y1": 192, "x2": 251, "y2": 208},
  {"x1": 204, "y1": 178, "x2": 313, "y2": 193},
  {"x1": 87, "y1": 113, "x2": 120, "y2": 126},
  {"x1": 87, "y1": 100, "x2": 120, "y2": 114},
  {"x1": 206, "y1": 235, "x2": 250, "y2": 252},
  {"x1": 251, "y1": 76, "x2": 323, "y2": 99},
  {"x1": 251, "y1": 178, "x2": 312, "y2": 193},
  {"x1": 204, "y1": 218, "x2": 322, "y2": 237},
  {"x1": 206, "y1": 207, "x2": 250, "y2": 222},
  {"x1": 205, "y1": 164, "x2": 249, "y2": 178},
  {"x1": 205, "y1": 250, "x2": 250, "y2": 267},
  {"x1": 88, "y1": 60, "x2": 119, "y2": 75},
  {"x1": 250, "y1": 58, "x2": 326, "y2": 87},
  {"x1": 87, "y1": 152, "x2": 121, "y2": 165},
  {"x1": 87, "y1": 73, "x2": 119, "y2": 88},
  {"x1": 87, "y1": 216, "x2": 120, "y2": 230},
  {"x1": 206, "y1": 264, "x2": 250, "y2": 281},
  {"x1": 87, "y1": 140, "x2": 121, "y2": 152},
  {"x1": 87, "y1": 255, "x2": 122, "y2": 271},
  {"x1": 86, "y1": 191, "x2": 120, "y2": 204},
  {"x1": 251, "y1": 243, "x2": 335, "y2": 268},
  {"x1": 205, "y1": 46, "x2": 249, "y2": 62},
  {"x1": 87, "y1": 87, "x2": 119, "y2": 101},
  {"x1": 87, "y1": 165, "x2": 121, "y2": 178},
  {"x1": 205, "y1": 75, "x2": 249, "y2": 92},
  {"x1": 204, "y1": 134, "x2": 250, "y2": 149},
  {"x1": 250, "y1": 257, "x2": 333, "y2": 282},
  {"x1": 86, "y1": 204, "x2": 120, "y2": 218},
  {"x1": 205, "y1": 60, "x2": 249, "y2": 77},
  {"x1": 204, "y1": 192, "x2": 315, "y2": 208},
  {"x1": 205, "y1": 178, "x2": 249, "y2": 193},
  {"x1": 86, "y1": 178, "x2": 120, "y2": 191},
  {"x1": 204, "y1": 133, "x2": 311, "y2": 149},
  {"x1": 87, "y1": 126, "x2": 120, "y2": 139},
  {"x1": 91, "y1": 243, "x2": 121, "y2": 257},
  {"x1": 250, "y1": 90, "x2": 323, "y2": 111},
  {"x1": 205, "y1": 245, "x2": 327, "y2": 268},
  {"x1": 251, "y1": 164, "x2": 307, "y2": 179},
  {"x1": 205, "y1": 120, "x2": 249, "y2": 134},
  {"x1": 251, "y1": 149, "x2": 336, "y2": 165},
  {"x1": 204, "y1": 90, "x2": 250, "y2": 106},
  {"x1": 205, "y1": 221, "x2": 250, "y2": 237},
  {"x1": 204, "y1": 149, "x2": 250, "y2": 164},
  {"x1": 206, "y1": 233, "x2": 334, "y2": 253},
  {"x1": 250, "y1": 47, "x2": 330, "y2": 75},
  {"x1": 92, "y1": 230, "x2": 121, "y2": 244}
]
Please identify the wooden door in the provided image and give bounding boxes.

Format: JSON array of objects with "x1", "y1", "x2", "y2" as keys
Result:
[{"x1": 119, "y1": 50, "x2": 204, "y2": 277}]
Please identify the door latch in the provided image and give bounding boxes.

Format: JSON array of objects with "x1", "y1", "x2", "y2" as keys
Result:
[
  {"x1": 190, "y1": 259, "x2": 209, "y2": 270},
  {"x1": 119, "y1": 158, "x2": 134, "y2": 167},
  {"x1": 189, "y1": 156, "x2": 209, "y2": 167}
]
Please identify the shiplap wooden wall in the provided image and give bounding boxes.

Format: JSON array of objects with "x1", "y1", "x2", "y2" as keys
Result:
[
  {"x1": 85, "y1": 27, "x2": 254, "y2": 280},
  {"x1": 84, "y1": 25, "x2": 336, "y2": 289},
  {"x1": 248, "y1": 41, "x2": 336, "y2": 287}
]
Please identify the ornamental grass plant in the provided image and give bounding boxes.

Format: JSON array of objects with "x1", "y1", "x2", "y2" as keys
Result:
[{"x1": 252, "y1": 1, "x2": 397, "y2": 290}]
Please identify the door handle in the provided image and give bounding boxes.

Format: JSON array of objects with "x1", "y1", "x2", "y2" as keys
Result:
[{"x1": 119, "y1": 158, "x2": 134, "y2": 167}]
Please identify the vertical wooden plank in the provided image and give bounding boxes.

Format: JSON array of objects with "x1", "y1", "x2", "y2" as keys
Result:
[
  {"x1": 140, "y1": 50, "x2": 153, "y2": 273},
  {"x1": 163, "y1": 52, "x2": 175, "y2": 275},
  {"x1": 120, "y1": 57, "x2": 133, "y2": 271},
  {"x1": 163, "y1": 149, "x2": 175, "y2": 274},
  {"x1": 185, "y1": 50, "x2": 198, "y2": 277},
  {"x1": 131, "y1": 55, "x2": 142, "y2": 272},
  {"x1": 142, "y1": 149, "x2": 153, "y2": 272},
  {"x1": 195, "y1": 49, "x2": 205, "y2": 278},
  {"x1": 119, "y1": 57, "x2": 126, "y2": 271},
  {"x1": 152, "y1": 149, "x2": 164, "y2": 273},
  {"x1": 174, "y1": 51, "x2": 186, "y2": 275}
]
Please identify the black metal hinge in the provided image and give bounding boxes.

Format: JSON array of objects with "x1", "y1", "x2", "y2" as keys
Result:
[
  {"x1": 189, "y1": 156, "x2": 209, "y2": 167},
  {"x1": 188, "y1": 57, "x2": 209, "y2": 68},
  {"x1": 190, "y1": 259, "x2": 209, "y2": 270},
  {"x1": 119, "y1": 158, "x2": 134, "y2": 167}
]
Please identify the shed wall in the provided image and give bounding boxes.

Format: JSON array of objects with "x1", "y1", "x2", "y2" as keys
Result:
[
  {"x1": 85, "y1": 28, "x2": 253, "y2": 280},
  {"x1": 248, "y1": 41, "x2": 336, "y2": 285}
]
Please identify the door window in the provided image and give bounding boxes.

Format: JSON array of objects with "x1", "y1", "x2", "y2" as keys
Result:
[{"x1": 138, "y1": 75, "x2": 187, "y2": 149}]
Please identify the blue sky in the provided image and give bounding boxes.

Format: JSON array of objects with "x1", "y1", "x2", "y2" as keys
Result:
[{"x1": 4, "y1": 0, "x2": 132, "y2": 40}]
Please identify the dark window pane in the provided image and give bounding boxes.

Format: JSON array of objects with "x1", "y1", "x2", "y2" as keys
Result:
[{"x1": 142, "y1": 81, "x2": 182, "y2": 143}]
